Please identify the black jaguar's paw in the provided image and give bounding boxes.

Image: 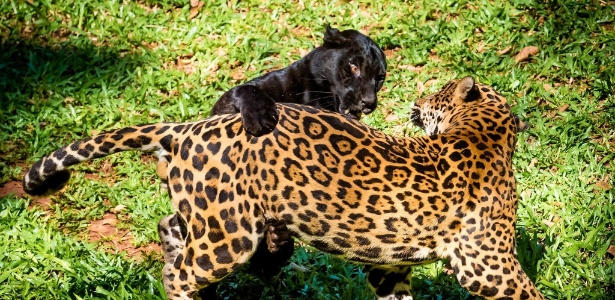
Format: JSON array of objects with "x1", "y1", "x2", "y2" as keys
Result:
[
  {"x1": 266, "y1": 219, "x2": 291, "y2": 253},
  {"x1": 240, "y1": 101, "x2": 279, "y2": 137}
]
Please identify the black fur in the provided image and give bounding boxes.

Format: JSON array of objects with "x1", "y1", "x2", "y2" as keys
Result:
[{"x1": 210, "y1": 25, "x2": 387, "y2": 136}]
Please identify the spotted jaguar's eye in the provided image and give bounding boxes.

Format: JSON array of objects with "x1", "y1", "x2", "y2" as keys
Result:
[{"x1": 349, "y1": 63, "x2": 360, "y2": 77}]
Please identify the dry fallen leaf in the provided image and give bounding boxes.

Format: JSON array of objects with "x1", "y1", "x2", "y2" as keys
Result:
[
  {"x1": 89, "y1": 214, "x2": 118, "y2": 238},
  {"x1": 515, "y1": 46, "x2": 539, "y2": 63},
  {"x1": 608, "y1": 245, "x2": 615, "y2": 257},
  {"x1": 543, "y1": 84, "x2": 553, "y2": 93},
  {"x1": 595, "y1": 181, "x2": 612, "y2": 190},
  {"x1": 177, "y1": 58, "x2": 192, "y2": 66},
  {"x1": 190, "y1": 0, "x2": 200, "y2": 7},
  {"x1": 111, "y1": 204, "x2": 127, "y2": 214},
  {"x1": 476, "y1": 43, "x2": 486, "y2": 53},
  {"x1": 288, "y1": 262, "x2": 309, "y2": 272},
  {"x1": 497, "y1": 46, "x2": 512, "y2": 55},
  {"x1": 216, "y1": 48, "x2": 227, "y2": 57},
  {"x1": 558, "y1": 104, "x2": 570, "y2": 112},
  {"x1": 101, "y1": 160, "x2": 113, "y2": 175},
  {"x1": 231, "y1": 70, "x2": 246, "y2": 81},
  {"x1": 385, "y1": 114, "x2": 399, "y2": 122},
  {"x1": 188, "y1": 9, "x2": 199, "y2": 20},
  {"x1": 529, "y1": 158, "x2": 539, "y2": 168},
  {"x1": 542, "y1": 219, "x2": 555, "y2": 227},
  {"x1": 384, "y1": 48, "x2": 399, "y2": 59},
  {"x1": 101, "y1": 217, "x2": 118, "y2": 226},
  {"x1": 399, "y1": 65, "x2": 422, "y2": 73},
  {"x1": 552, "y1": 201, "x2": 564, "y2": 207},
  {"x1": 188, "y1": 2, "x2": 204, "y2": 20},
  {"x1": 416, "y1": 80, "x2": 425, "y2": 95},
  {"x1": 424, "y1": 79, "x2": 438, "y2": 87}
]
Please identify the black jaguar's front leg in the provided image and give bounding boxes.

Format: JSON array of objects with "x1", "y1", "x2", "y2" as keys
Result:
[
  {"x1": 265, "y1": 219, "x2": 292, "y2": 252},
  {"x1": 247, "y1": 219, "x2": 295, "y2": 278},
  {"x1": 211, "y1": 85, "x2": 279, "y2": 137},
  {"x1": 364, "y1": 265, "x2": 413, "y2": 300}
]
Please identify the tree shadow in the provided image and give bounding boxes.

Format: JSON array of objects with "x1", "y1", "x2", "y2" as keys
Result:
[
  {"x1": 0, "y1": 16, "x2": 151, "y2": 171},
  {"x1": 516, "y1": 226, "x2": 548, "y2": 282},
  {"x1": 521, "y1": 0, "x2": 614, "y2": 97},
  {"x1": 0, "y1": 37, "x2": 147, "y2": 106}
]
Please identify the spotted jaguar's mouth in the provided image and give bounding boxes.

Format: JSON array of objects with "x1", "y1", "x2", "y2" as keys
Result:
[{"x1": 410, "y1": 108, "x2": 423, "y2": 129}]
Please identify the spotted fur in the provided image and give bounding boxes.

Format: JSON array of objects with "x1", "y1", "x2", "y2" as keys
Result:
[{"x1": 23, "y1": 76, "x2": 542, "y2": 299}]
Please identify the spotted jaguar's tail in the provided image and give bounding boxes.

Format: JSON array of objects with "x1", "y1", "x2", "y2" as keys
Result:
[{"x1": 23, "y1": 123, "x2": 183, "y2": 196}]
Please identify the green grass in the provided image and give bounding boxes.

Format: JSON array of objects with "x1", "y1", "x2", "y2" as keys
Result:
[{"x1": 1, "y1": 0, "x2": 614, "y2": 299}]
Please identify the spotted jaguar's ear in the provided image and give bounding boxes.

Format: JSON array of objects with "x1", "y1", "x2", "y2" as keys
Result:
[
  {"x1": 323, "y1": 25, "x2": 350, "y2": 47},
  {"x1": 455, "y1": 76, "x2": 479, "y2": 102},
  {"x1": 513, "y1": 115, "x2": 531, "y2": 132}
]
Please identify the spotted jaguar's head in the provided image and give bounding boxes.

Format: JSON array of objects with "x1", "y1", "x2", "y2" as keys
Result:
[{"x1": 411, "y1": 76, "x2": 529, "y2": 136}]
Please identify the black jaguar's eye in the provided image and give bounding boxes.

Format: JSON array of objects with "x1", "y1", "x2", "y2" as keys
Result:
[
  {"x1": 349, "y1": 63, "x2": 360, "y2": 77},
  {"x1": 376, "y1": 74, "x2": 385, "y2": 89}
]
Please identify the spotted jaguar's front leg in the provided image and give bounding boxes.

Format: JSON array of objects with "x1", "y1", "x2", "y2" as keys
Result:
[
  {"x1": 155, "y1": 149, "x2": 172, "y2": 191},
  {"x1": 364, "y1": 265, "x2": 413, "y2": 300},
  {"x1": 448, "y1": 242, "x2": 544, "y2": 300}
]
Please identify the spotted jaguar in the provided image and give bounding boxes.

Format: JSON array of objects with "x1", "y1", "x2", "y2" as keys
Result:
[{"x1": 23, "y1": 76, "x2": 543, "y2": 299}]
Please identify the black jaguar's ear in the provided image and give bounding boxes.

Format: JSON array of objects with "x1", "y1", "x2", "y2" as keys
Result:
[
  {"x1": 455, "y1": 76, "x2": 479, "y2": 102},
  {"x1": 323, "y1": 25, "x2": 350, "y2": 47}
]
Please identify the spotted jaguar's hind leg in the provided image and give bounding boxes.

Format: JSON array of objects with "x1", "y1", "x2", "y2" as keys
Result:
[
  {"x1": 160, "y1": 215, "x2": 264, "y2": 299},
  {"x1": 448, "y1": 244, "x2": 544, "y2": 299},
  {"x1": 364, "y1": 265, "x2": 413, "y2": 300},
  {"x1": 162, "y1": 239, "x2": 261, "y2": 299}
]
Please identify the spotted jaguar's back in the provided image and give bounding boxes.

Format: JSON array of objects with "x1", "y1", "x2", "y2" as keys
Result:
[{"x1": 23, "y1": 76, "x2": 543, "y2": 300}]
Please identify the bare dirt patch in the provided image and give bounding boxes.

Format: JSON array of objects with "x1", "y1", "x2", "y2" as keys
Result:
[
  {"x1": 0, "y1": 168, "x2": 53, "y2": 211},
  {"x1": 383, "y1": 46, "x2": 402, "y2": 60},
  {"x1": 0, "y1": 181, "x2": 26, "y2": 198},
  {"x1": 89, "y1": 213, "x2": 162, "y2": 259}
]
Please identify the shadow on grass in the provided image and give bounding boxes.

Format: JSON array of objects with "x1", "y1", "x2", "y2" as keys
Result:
[
  {"x1": 522, "y1": 0, "x2": 615, "y2": 98},
  {"x1": 0, "y1": 37, "x2": 147, "y2": 106},
  {"x1": 0, "y1": 33, "x2": 150, "y2": 171},
  {"x1": 516, "y1": 227, "x2": 546, "y2": 282}
]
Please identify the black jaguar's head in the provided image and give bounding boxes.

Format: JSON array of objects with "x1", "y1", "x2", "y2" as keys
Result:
[{"x1": 318, "y1": 26, "x2": 387, "y2": 119}]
